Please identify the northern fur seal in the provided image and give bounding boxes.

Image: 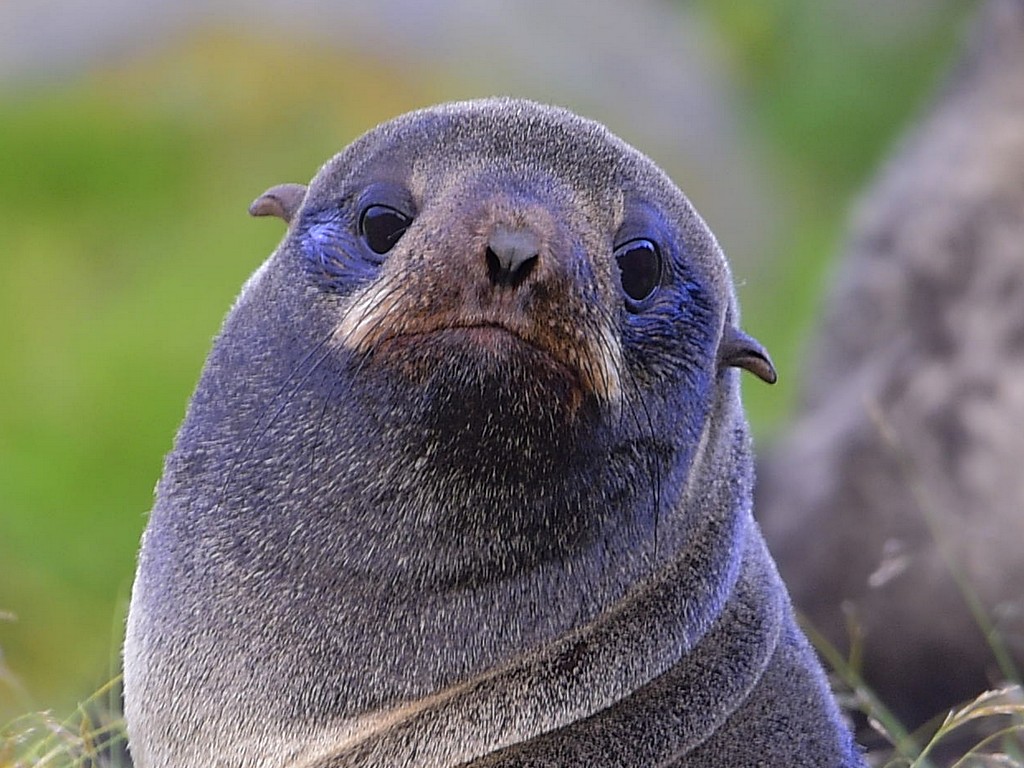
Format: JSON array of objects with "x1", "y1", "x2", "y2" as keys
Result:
[
  {"x1": 758, "y1": 0, "x2": 1024, "y2": 739},
  {"x1": 123, "y1": 98, "x2": 863, "y2": 767}
]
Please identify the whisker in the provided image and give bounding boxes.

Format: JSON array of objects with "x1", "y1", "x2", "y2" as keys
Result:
[
  {"x1": 629, "y1": 366, "x2": 661, "y2": 571},
  {"x1": 288, "y1": 275, "x2": 414, "y2": 503},
  {"x1": 334, "y1": 274, "x2": 407, "y2": 354},
  {"x1": 216, "y1": 270, "x2": 414, "y2": 519},
  {"x1": 346, "y1": 281, "x2": 415, "y2": 376},
  {"x1": 593, "y1": 304, "x2": 662, "y2": 573},
  {"x1": 212, "y1": 327, "x2": 338, "y2": 515},
  {"x1": 305, "y1": 358, "x2": 346, "y2": 487},
  {"x1": 586, "y1": 310, "x2": 619, "y2": 409}
]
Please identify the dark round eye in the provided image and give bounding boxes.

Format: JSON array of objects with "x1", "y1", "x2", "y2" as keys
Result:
[
  {"x1": 614, "y1": 238, "x2": 662, "y2": 304},
  {"x1": 359, "y1": 205, "x2": 412, "y2": 255}
]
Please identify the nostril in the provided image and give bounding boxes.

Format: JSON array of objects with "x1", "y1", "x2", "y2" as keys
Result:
[
  {"x1": 486, "y1": 246, "x2": 538, "y2": 287},
  {"x1": 486, "y1": 226, "x2": 541, "y2": 288}
]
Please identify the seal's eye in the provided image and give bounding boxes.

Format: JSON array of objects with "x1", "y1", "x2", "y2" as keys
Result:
[
  {"x1": 360, "y1": 205, "x2": 412, "y2": 255},
  {"x1": 615, "y1": 238, "x2": 662, "y2": 305}
]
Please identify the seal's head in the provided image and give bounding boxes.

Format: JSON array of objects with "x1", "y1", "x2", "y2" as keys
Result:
[
  {"x1": 242, "y1": 97, "x2": 774, "y2": 578},
  {"x1": 124, "y1": 98, "x2": 778, "y2": 768}
]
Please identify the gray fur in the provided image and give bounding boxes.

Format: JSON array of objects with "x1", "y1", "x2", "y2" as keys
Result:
[
  {"x1": 124, "y1": 98, "x2": 863, "y2": 767},
  {"x1": 758, "y1": 0, "x2": 1024, "y2": 732}
]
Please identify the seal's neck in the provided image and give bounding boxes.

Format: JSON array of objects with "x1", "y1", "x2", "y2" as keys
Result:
[{"x1": 160, "y1": 297, "x2": 748, "y2": 714}]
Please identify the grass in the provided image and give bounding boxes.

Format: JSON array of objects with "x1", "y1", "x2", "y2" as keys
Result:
[
  {"x1": 0, "y1": 678, "x2": 127, "y2": 768},
  {"x1": 804, "y1": 617, "x2": 1024, "y2": 767},
  {"x1": 1, "y1": 676, "x2": 1021, "y2": 767},
  {"x1": 785, "y1": 398, "x2": 1024, "y2": 768}
]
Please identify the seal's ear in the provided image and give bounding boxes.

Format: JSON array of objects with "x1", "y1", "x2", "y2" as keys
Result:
[
  {"x1": 719, "y1": 326, "x2": 777, "y2": 384},
  {"x1": 248, "y1": 183, "x2": 308, "y2": 225}
]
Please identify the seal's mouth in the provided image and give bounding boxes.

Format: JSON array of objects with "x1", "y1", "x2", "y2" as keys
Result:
[
  {"x1": 333, "y1": 282, "x2": 623, "y2": 403},
  {"x1": 372, "y1": 325, "x2": 589, "y2": 397},
  {"x1": 383, "y1": 321, "x2": 543, "y2": 354}
]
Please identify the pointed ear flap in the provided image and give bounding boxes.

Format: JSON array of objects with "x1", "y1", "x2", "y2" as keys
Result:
[
  {"x1": 248, "y1": 183, "x2": 308, "y2": 225},
  {"x1": 719, "y1": 326, "x2": 777, "y2": 384}
]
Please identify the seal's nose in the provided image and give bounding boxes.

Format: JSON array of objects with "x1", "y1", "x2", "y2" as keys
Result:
[{"x1": 486, "y1": 225, "x2": 540, "y2": 288}]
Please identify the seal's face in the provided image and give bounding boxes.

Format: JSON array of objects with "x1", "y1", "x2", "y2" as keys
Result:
[
  {"x1": 333, "y1": 174, "x2": 624, "y2": 415},
  {"x1": 277, "y1": 102, "x2": 738, "y2": 433}
]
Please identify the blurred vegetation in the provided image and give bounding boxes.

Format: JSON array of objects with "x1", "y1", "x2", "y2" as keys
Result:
[
  {"x1": 0, "y1": 32, "x2": 452, "y2": 721},
  {"x1": 0, "y1": 677, "x2": 128, "y2": 768},
  {"x1": 694, "y1": 0, "x2": 976, "y2": 424},
  {"x1": 0, "y1": 0, "x2": 981, "y2": 740}
]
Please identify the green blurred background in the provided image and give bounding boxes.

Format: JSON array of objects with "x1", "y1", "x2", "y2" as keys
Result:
[{"x1": 0, "y1": 0, "x2": 976, "y2": 722}]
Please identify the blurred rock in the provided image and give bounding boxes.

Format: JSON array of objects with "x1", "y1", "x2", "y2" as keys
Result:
[{"x1": 759, "y1": 0, "x2": 1024, "y2": 735}]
